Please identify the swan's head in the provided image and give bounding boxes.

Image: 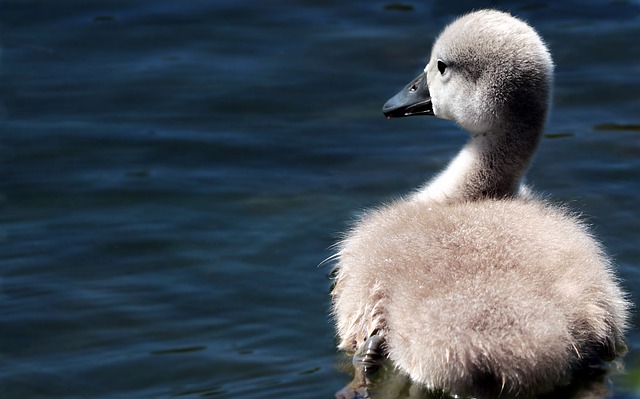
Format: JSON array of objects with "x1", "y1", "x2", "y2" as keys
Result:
[{"x1": 383, "y1": 10, "x2": 553, "y2": 135}]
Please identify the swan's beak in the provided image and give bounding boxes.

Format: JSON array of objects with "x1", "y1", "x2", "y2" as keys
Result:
[{"x1": 382, "y1": 72, "x2": 434, "y2": 118}]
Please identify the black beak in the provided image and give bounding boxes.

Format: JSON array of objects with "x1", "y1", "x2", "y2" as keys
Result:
[{"x1": 382, "y1": 72, "x2": 434, "y2": 118}]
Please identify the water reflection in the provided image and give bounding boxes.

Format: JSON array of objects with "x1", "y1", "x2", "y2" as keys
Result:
[{"x1": 337, "y1": 359, "x2": 619, "y2": 399}]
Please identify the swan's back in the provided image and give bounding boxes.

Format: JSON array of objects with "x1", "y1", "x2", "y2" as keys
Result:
[{"x1": 333, "y1": 199, "x2": 627, "y2": 395}]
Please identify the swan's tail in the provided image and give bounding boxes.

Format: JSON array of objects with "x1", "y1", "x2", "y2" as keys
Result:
[{"x1": 384, "y1": 281, "x2": 574, "y2": 397}]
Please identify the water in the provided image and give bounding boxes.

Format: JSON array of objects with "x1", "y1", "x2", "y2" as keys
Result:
[{"x1": 1, "y1": 1, "x2": 639, "y2": 398}]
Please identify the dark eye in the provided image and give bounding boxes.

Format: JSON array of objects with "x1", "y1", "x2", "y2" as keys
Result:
[{"x1": 437, "y1": 59, "x2": 447, "y2": 74}]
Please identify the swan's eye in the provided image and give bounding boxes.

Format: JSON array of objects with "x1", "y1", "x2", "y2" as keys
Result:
[{"x1": 437, "y1": 59, "x2": 447, "y2": 75}]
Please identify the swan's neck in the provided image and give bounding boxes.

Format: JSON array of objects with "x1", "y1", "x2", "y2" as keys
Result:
[{"x1": 413, "y1": 127, "x2": 540, "y2": 203}]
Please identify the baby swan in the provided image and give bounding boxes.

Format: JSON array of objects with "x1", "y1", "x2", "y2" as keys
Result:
[{"x1": 332, "y1": 9, "x2": 628, "y2": 398}]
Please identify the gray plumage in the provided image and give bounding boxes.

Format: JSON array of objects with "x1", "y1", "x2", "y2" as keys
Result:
[{"x1": 331, "y1": 9, "x2": 628, "y2": 398}]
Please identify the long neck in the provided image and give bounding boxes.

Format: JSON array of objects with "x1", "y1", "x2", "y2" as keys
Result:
[{"x1": 412, "y1": 125, "x2": 540, "y2": 203}]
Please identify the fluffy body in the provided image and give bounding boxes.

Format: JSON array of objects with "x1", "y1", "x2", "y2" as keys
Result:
[{"x1": 333, "y1": 199, "x2": 627, "y2": 396}]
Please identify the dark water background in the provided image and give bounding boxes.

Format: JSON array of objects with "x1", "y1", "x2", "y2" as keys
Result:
[{"x1": 1, "y1": 0, "x2": 639, "y2": 398}]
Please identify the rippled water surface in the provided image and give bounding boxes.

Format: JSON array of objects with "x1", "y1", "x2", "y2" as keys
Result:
[{"x1": 1, "y1": 1, "x2": 639, "y2": 398}]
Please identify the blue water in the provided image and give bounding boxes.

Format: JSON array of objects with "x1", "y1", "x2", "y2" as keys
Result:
[{"x1": 1, "y1": 1, "x2": 639, "y2": 398}]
